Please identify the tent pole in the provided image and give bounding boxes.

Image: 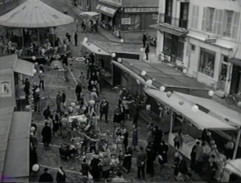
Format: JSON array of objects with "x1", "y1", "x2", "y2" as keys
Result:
[
  {"x1": 22, "y1": 28, "x2": 24, "y2": 49},
  {"x1": 232, "y1": 128, "x2": 241, "y2": 159},
  {"x1": 170, "y1": 109, "x2": 174, "y2": 133}
]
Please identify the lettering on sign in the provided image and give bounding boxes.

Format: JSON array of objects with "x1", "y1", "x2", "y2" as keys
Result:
[
  {"x1": 0, "y1": 81, "x2": 11, "y2": 97},
  {"x1": 121, "y1": 18, "x2": 131, "y2": 25},
  {"x1": 100, "y1": 5, "x2": 116, "y2": 15},
  {"x1": 124, "y1": 7, "x2": 158, "y2": 13},
  {"x1": 99, "y1": 0, "x2": 122, "y2": 6}
]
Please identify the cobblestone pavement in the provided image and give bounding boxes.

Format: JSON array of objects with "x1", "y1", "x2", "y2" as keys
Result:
[{"x1": 29, "y1": 0, "x2": 203, "y2": 182}]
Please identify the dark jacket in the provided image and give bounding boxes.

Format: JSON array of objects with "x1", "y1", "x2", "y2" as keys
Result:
[
  {"x1": 75, "y1": 84, "x2": 82, "y2": 94},
  {"x1": 41, "y1": 126, "x2": 52, "y2": 143},
  {"x1": 56, "y1": 170, "x2": 66, "y2": 183},
  {"x1": 39, "y1": 172, "x2": 53, "y2": 182}
]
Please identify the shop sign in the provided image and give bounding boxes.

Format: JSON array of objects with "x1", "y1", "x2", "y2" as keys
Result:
[
  {"x1": 99, "y1": 0, "x2": 122, "y2": 6},
  {"x1": 121, "y1": 18, "x2": 131, "y2": 25},
  {"x1": 99, "y1": 5, "x2": 116, "y2": 15},
  {"x1": 124, "y1": 7, "x2": 158, "y2": 13},
  {"x1": 0, "y1": 81, "x2": 11, "y2": 97}
]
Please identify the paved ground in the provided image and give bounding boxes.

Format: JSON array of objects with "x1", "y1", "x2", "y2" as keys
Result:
[{"x1": 28, "y1": 0, "x2": 204, "y2": 182}]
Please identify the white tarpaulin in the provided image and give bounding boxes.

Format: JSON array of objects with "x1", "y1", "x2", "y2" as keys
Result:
[
  {"x1": 82, "y1": 42, "x2": 110, "y2": 56},
  {"x1": 145, "y1": 89, "x2": 236, "y2": 130},
  {"x1": 0, "y1": 0, "x2": 74, "y2": 28},
  {"x1": 225, "y1": 159, "x2": 241, "y2": 177}
]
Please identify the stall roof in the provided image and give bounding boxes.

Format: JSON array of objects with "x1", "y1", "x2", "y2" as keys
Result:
[
  {"x1": 145, "y1": 89, "x2": 236, "y2": 131},
  {"x1": 176, "y1": 92, "x2": 241, "y2": 127},
  {"x1": 79, "y1": 12, "x2": 100, "y2": 17},
  {"x1": 3, "y1": 112, "x2": 31, "y2": 179},
  {"x1": 0, "y1": 54, "x2": 34, "y2": 76},
  {"x1": 225, "y1": 159, "x2": 241, "y2": 177},
  {"x1": 82, "y1": 42, "x2": 110, "y2": 56},
  {"x1": 122, "y1": 0, "x2": 159, "y2": 7},
  {"x1": 0, "y1": 0, "x2": 74, "y2": 28}
]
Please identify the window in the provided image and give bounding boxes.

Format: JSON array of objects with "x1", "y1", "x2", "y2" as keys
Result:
[
  {"x1": 165, "y1": 0, "x2": 173, "y2": 24},
  {"x1": 177, "y1": 37, "x2": 184, "y2": 59},
  {"x1": 213, "y1": 9, "x2": 223, "y2": 35},
  {"x1": 202, "y1": 7, "x2": 215, "y2": 32},
  {"x1": 190, "y1": 5, "x2": 199, "y2": 29},
  {"x1": 179, "y1": 2, "x2": 189, "y2": 28},
  {"x1": 199, "y1": 48, "x2": 215, "y2": 78},
  {"x1": 231, "y1": 12, "x2": 240, "y2": 38},
  {"x1": 191, "y1": 44, "x2": 195, "y2": 51},
  {"x1": 163, "y1": 33, "x2": 172, "y2": 55},
  {"x1": 223, "y1": 10, "x2": 233, "y2": 36}
]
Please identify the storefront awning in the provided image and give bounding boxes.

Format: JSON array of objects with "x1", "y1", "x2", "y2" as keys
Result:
[
  {"x1": 3, "y1": 112, "x2": 31, "y2": 180},
  {"x1": 225, "y1": 159, "x2": 241, "y2": 177},
  {"x1": 14, "y1": 59, "x2": 34, "y2": 76},
  {"x1": 145, "y1": 88, "x2": 236, "y2": 131},
  {"x1": 96, "y1": 4, "x2": 118, "y2": 17},
  {"x1": 230, "y1": 58, "x2": 241, "y2": 67},
  {"x1": 82, "y1": 42, "x2": 110, "y2": 56},
  {"x1": 150, "y1": 23, "x2": 188, "y2": 37}
]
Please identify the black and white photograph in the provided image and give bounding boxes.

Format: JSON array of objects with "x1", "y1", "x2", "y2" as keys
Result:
[{"x1": 0, "y1": 0, "x2": 241, "y2": 182}]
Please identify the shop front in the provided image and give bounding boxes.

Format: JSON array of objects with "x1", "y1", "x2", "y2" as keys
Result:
[{"x1": 230, "y1": 58, "x2": 241, "y2": 94}]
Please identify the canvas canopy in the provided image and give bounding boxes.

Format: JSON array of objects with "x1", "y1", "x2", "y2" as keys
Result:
[
  {"x1": 79, "y1": 12, "x2": 100, "y2": 17},
  {"x1": 0, "y1": 0, "x2": 74, "y2": 28},
  {"x1": 82, "y1": 41, "x2": 110, "y2": 56},
  {"x1": 145, "y1": 89, "x2": 236, "y2": 130},
  {"x1": 225, "y1": 159, "x2": 241, "y2": 177}
]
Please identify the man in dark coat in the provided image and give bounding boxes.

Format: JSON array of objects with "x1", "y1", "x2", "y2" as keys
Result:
[
  {"x1": 137, "y1": 146, "x2": 147, "y2": 180},
  {"x1": 74, "y1": 31, "x2": 78, "y2": 47},
  {"x1": 61, "y1": 90, "x2": 66, "y2": 104},
  {"x1": 146, "y1": 142, "x2": 155, "y2": 177},
  {"x1": 41, "y1": 122, "x2": 52, "y2": 147},
  {"x1": 158, "y1": 141, "x2": 168, "y2": 165},
  {"x1": 75, "y1": 82, "x2": 82, "y2": 102},
  {"x1": 145, "y1": 44, "x2": 150, "y2": 60},
  {"x1": 56, "y1": 91, "x2": 62, "y2": 113},
  {"x1": 39, "y1": 168, "x2": 53, "y2": 182},
  {"x1": 99, "y1": 98, "x2": 109, "y2": 123},
  {"x1": 24, "y1": 78, "x2": 30, "y2": 104},
  {"x1": 142, "y1": 33, "x2": 147, "y2": 48},
  {"x1": 90, "y1": 155, "x2": 101, "y2": 182},
  {"x1": 56, "y1": 166, "x2": 66, "y2": 183}
]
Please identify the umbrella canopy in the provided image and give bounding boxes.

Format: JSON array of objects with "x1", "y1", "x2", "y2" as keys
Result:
[{"x1": 0, "y1": 0, "x2": 74, "y2": 28}]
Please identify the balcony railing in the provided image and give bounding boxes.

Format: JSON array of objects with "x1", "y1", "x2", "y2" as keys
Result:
[{"x1": 158, "y1": 13, "x2": 188, "y2": 29}]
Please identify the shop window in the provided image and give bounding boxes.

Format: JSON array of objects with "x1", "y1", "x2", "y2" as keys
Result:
[
  {"x1": 165, "y1": 0, "x2": 173, "y2": 24},
  {"x1": 198, "y1": 48, "x2": 215, "y2": 78},
  {"x1": 177, "y1": 38, "x2": 184, "y2": 60},
  {"x1": 163, "y1": 33, "x2": 172, "y2": 55}
]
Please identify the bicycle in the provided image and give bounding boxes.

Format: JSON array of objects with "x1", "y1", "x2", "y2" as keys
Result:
[{"x1": 225, "y1": 92, "x2": 241, "y2": 105}]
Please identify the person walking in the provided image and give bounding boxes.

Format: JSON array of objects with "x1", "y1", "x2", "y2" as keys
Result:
[
  {"x1": 142, "y1": 33, "x2": 147, "y2": 48},
  {"x1": 56, "y1": 91, "x2": 62, "y2": 113},
  {"x1": 99, "y1": 98, "x2": 109, "y2": 123},
  {"x1": 41, "y1": 122, "x2": 52, "y2": 148},
  {"x1": 146, "y1": 142, "x2": 155, "y2": 177},
  {"x1": 74, "y1": 31, "x2": 78, "y2": 47},
  {"x1": 39, "y1": 71, "x2": 45, "y2": 90},
  {"x1": 123, "y1": 146, "x2": 132, "y2": 173},
  {"x1": 75, "y1": 82, "x2": 82, "y2": 102},
  {"x1": 137, "y1": 146, "x2": 147, "y2": 180},
  {"x1": 190, "y1": 141, "x2": 198, "y2": 171},
  {"x1": 56, "y1": 166, "x2": 66, "y2": 183},
  {"x1": 145, "y1": 44, "x2": 150, "y2": 60},
  {"x1": 43, "y1": 106, "x2": 51, "y2": 120},
  {"x1": 39, "y1": 168, "x2": 53, "y2": 182},
  {"x1": 132, "y1": 125, "x2": 138, "y2": 150},
  {"x1": 61, "y1": 90, "x2": 66, "y2": 107}
]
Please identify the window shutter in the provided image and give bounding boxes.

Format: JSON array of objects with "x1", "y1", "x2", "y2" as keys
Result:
[
  {"x1": 195, "y1": 6, "x2": 199, "y2": 29},
  {"x1": 217, "y1": 10, "x2": 223, "y2": 35},
  {"x1": 190, "y1": 5, "x2": 195, "y2": 28},
  {"x1": 202, "y1": 7, "x2": 207, "y2": 31},
  {"x1": 232, "y1": 12, "x2": 240, "y2": 39},
  {"x1": 213, "y1": 9, "x2": 219, "y2": 34}
]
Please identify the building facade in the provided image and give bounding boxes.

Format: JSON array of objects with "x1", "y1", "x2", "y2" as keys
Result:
[
  {"x1": 96, "y1": 0, "x2": 158, "y2": 40},
  {"x1": 186, "y1": 0, "x2": 241, "y2": 96},
  {"x1": 153, "y1": 0, "x2": 189, "y2": 69},
  {"x1": 75, "y1": 0, "x2": 98, "y2": 12}
]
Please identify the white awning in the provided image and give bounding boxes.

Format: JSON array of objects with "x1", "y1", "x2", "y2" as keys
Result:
[
  {"x1": 225, "y1": 159, "x2": 241, "y2": 177},
  {"x1": 14, "y1": 59, "x2": 34, "y2": 76},
  {"x1": 81, "y1": 42, "x2": 110, "y2": 56},
  {"x1": 79, "y1": 12, "x2": 100, "y2": 17},
  {"x1": 176, "y1": 92, "x2": 241, "y2": 127},
  {"x1": 145, "y1": 89, "x2": 236, "y2": 130}
]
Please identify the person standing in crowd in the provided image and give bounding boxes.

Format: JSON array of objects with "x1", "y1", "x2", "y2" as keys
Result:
[
  {"x1": 52, "y1": 116, "x2": 59, "y2": 137},
  {"x1": 153, "y1": 125, "x2": 163, "y2": 152},
  {"x1": 142, "y1": 33, "x2": 147, "y2": 48},
  {"x1": 24, "y1": 78, "x2": 30, "y2": 104},
  {"x1": 158, "y1": 141, "x2": 168, "y2": 166},
  {"x1": 41, "y1": 122, "x2": 52, "y2": 148},
  {"x1": 101, "y1": 153, "x2": 111, "y2": 182},
  {"x1": 56, "y1": 166, "x2": 66, "y2": 183},
  {"x1": 81, "y1": 158, "x2": 89, "y2": 179},
  {"x1": 43, "y1": 105, "x2": 51, "y2": 119},
  {"x1": 81, "y1": 21, "x2": 86, "y2": 32},
  {"x1": 123, "y1": 128, "x2": 129, "y2": 152},
  {"x1": 79, "y1": 72, "x2": 86, "y2": 88},
  {"x1": 39, "y1": 168, "x2": 53, "y2": 182},
  {"x1": 99, "y1": 98, "x2": 109, "y2": 123},
  {"x1": 75, "y1": 82, "x2": 82, "y2": 102},
  {"x1": 176, "y1": 154, "x2": 188, "y2": 181},
  {"x1": 123, "y1": 146, "x2": 132, "y2": 173},
  {"x1": 56, "y1": 91, "x2": 62, "y2": 113},
  {"x1": 145, "y1": 44, "x2": 150, "y2": 60},
  {"x1": 122, "y1": 96, "x2": 133, "y2": 119},
  {"x1": 204, "y1": 154, "x2": 218, "y2": 181},
  {"x1": 190, "y1": 141, "x2": 198, "y2": 171},
  {"x1": 90, "y1": 154, "x2": 101, "y2": 182},
  {"x1": 74, "y1": 31, "x2": 78, "y2": 47},
  {"x1": 224, "y1": 140, "x2": 235, "y2": 159},
  {"x1": 65, "y1": 33, "x2": 71, "y2": 43},
  {"x1": 174, "y1": 130, "x2": 183, "y2": 149},
  {"x1": 146, "y1": 142, "x2": 155, "y2": 177},
  {"x1": 132, "y1": 125, "x2": 138, "y2": 150},
  {"x1": 39, "y1": 71, "x2": 45, "y2": 90},
  {"x1": 61, "y1": 90, "x2": 66, "y2": 106},
  {"x1": 194, "y1": 141, "x2": 204, "y2": 175},
  {"x1": 90, "y1": 88, "x2": 98, "y2": 102},
  {"x1": 137, "y1": 146, "x2": 147, "y2": 180}
]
